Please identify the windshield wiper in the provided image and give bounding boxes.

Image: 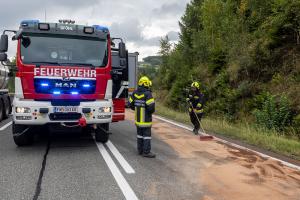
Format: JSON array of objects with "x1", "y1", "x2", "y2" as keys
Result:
[
  {"x1": 59, "y1": 62, "x2": 95, "y2": 67},
  {"x1": 30, "y1": 61, "x2": 61, "y2": 66}
]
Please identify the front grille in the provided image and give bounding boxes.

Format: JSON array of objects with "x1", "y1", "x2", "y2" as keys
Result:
[
  {"x1": 49, "y1": 113, "x2": 82, "y2": 121},
  {"x1": 51, "y1": 100, "x2": 81, "y2": 106}
]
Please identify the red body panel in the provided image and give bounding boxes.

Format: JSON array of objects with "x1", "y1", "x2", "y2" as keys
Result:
[
  {"x1": 16, "y1": 40, "x2": 111, "y2": 100},
  {"x1": 112, "y1": 99, "x2": 125, "y2": 122},
  {"x1": 16, "y1": 35, "x2": 125, "y2": 122}
]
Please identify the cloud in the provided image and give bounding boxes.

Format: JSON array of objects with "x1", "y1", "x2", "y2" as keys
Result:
[
  {"x1": 167, "y1": 31, "x2": 179, "y2": 41},
  {"x1": 110, "y1": 19, "x2": 143, "y2": 42},
  {"x1": 152, "y1": 2, "x2": 186, "y2": 17},
  {"x1": 0, "y1": 0, "x2": 190, "y2": 60}
]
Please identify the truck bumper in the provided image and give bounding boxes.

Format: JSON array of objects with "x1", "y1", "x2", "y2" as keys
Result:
[{"x1": 12, "y1": 98, "x2": 113, "y2": 125}]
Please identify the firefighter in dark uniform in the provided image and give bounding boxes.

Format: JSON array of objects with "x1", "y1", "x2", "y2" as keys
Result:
[
  {"x1": 186, "y1": 82, "x2": 205, "y2": 135},
  {"x1": 129, "y1": 76, "x2": 156, "y2": 158}
]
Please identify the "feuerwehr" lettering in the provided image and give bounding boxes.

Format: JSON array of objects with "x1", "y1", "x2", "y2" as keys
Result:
[{"x1": 34, "y1": 67, "x2": 96, "y2": 78}]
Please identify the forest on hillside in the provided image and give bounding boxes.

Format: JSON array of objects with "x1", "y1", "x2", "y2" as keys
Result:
[{"x1": 152, "y1": 0, "x2": 300, "y2": 136}]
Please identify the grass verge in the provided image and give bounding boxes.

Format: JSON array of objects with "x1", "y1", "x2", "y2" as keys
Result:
[{"x1": 155, "y1": 102, "x2": 300, "y2": 160}]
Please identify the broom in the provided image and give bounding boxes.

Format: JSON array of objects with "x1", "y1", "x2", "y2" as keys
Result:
[{"x1": 188, "y1": 102, "x2": 214, "y2": 141}]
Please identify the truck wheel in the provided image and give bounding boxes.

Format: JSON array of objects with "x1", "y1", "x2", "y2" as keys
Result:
[
  {"x1": 12, "y1": 123, "x2": 34, "y2": 146},
  {"x1": 95, "y1": 123, "x2": 109, "y2": 143},
  {"x1": 82, "y1": 126, "x2": 92, "y2": 135}
]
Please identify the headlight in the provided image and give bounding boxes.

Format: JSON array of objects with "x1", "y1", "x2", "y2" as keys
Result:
[
  {"x1": 16, "y1": 107, "x2": 31, "y2": 113},
  {"x1": 99, "y1": 107, "x2": 111, "y2": 113}
]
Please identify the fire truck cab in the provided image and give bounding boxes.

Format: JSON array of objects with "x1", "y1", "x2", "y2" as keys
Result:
[{"x1": 0, "y1": 20, "x2": 128, "y2": 146}]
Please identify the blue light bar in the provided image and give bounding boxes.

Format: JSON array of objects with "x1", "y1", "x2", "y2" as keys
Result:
[
  {"x1": 41, "y1": 83, "x2": 49, "y2": 87},
  {"x1": 53, "y1": 91, "x2": 61, "y2": 95},
  {"x1": 92, "y1": 25, "x2": 109, "y2": 33},
  {"x1": 71, "y1": 91, "x2": 79, "y2": 95},
  {"x1": 82, "y1": 84, "x2": 90, "y2": 88},
  {"x1": 20, "y1": 20, "x2": 40, "y2": 27}
]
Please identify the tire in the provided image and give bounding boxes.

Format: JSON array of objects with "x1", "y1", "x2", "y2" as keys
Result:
[
  {"x1": 81, "y1": 126, "x2": 92, "y2": 135},
  {"x1": 12, "y1": 123, "x2": 34, "y2": 146},
  {"x1": 95, "y1": 123, "x2": 109, "y2": 143}
]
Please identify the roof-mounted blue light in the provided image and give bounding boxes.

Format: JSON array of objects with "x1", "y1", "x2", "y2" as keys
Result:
[
  {"x1": 20, "y1": 20, "x2": 40, "y2": 27},
  {"x1": 92, "y1": 25, "x2": 109, "y2": 33},
  {"x1": 41, "y1": 83, "x2": 49, "y2": 87}
]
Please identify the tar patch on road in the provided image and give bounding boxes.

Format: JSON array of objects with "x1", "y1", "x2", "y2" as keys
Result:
[{"x1": 32, "y1": 139, "x2": 51, "y2": 200}]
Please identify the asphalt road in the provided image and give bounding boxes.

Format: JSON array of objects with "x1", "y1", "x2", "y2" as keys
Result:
[
  {"x1": 1, "y1": 113, "x2": 300, "y2": 200},
  {"x1": 0, "y1": 117, "x2": 202, "y2": 200}
]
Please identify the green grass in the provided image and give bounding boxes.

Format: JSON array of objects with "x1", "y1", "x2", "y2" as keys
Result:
[{"x1": 155, "y1": 102, "x2": 300, "y2": 160}]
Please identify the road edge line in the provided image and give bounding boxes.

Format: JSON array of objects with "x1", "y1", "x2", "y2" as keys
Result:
[
  {"x1": 153, "y1": 115, "x2": 300, "y2": 171},
  {"x1": 106, "y1": 140, "x2": 135, "y2": 174},
  {"x1": 0, "y1": 121, "x2": 12, "y2": 131},
  {"x1": 95, "y1": 141, "x2": 139, "y2": 200}
]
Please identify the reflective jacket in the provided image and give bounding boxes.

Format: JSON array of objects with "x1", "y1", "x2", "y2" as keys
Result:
[
  {"x1": 129, "y1": 86, "x2": 155, "y2": 127},
  {"x1": 186, "y1": 90, "x2": 205, "y2": 114}
]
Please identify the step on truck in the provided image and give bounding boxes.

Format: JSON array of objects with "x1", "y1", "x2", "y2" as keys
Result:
[{"x1": 0, "y1": 19, "x2": 129, "y2": 146}]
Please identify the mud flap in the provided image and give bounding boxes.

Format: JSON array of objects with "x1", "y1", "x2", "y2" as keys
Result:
[{"x1": 112, "y1": 98, "x2": 125, "y2": 122}]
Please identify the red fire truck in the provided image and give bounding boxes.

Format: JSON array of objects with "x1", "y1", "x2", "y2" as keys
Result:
[{"x1": 0, "y1": 20, "x2": 129, "y2": 146}]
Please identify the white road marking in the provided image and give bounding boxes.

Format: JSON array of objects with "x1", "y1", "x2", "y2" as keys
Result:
[
  {"x1": 0, "y1": 121, "x2": 12, "y2": 131},
  {"x1": 95, "y1": 142, "x2": 139, "y2": 200},
  {"x1": 106, "y1": 140, "x2": 135, "y2": 174},
  {"x1": 153, "y1": 115, "x2": 300, "y2": 171}
]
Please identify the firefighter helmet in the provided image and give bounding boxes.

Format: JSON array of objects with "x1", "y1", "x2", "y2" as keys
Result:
[
  {"x1": 138, "y1": 76, "x2": 151, "y2": 87},
  {"x1": 191, "y1": 81, "x2": 200, "y2": 89}
]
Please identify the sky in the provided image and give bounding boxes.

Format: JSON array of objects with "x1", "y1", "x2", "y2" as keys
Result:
[{"x1": 0, "y1": 0, "x2": 190, "y2": 61}]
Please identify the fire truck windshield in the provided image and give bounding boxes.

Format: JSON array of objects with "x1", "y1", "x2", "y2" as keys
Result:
[{"x1": 20, "y1": 33, "x2": 108, "y2": 67}]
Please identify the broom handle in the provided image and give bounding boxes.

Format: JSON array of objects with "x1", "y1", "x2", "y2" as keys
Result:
[{"x1": 189, "y1": 101, "x2": 207, "y2": 135}]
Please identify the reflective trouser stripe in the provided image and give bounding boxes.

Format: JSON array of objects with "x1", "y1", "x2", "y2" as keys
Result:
[{"x1": 137, "y1": 135, "x2": 151, "y2": 140}]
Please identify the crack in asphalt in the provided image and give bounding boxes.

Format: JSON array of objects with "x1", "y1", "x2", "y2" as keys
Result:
[{"x1": 32, "y1": 140, "x2": 51, "y2": 200}]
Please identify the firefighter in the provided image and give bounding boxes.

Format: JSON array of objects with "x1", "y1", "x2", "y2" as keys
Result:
[
  {"x1": 186, "y1": 81, "x2": 205, "y2": 135},
  {"x1": 129, "y1": 76, "x2": 156, "y2": 158}
]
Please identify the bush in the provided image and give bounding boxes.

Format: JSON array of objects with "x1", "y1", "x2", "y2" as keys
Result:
[
  {"x1": 253, "y1": 93, "x2": 293, "y2": 131},
  {"x1": 293, "y1": 114, "x2": 300, "y2": 136},
  {"x1": 166, "y1": 78, "x2": 190, "y2": 111}
]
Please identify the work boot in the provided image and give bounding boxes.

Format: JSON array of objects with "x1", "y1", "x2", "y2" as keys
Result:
[
  {"x1": 142, "y1": 152, "x2": 156, "y2": 158},
  {"x1": 193, "y1": 128, "x2": 199, "y2": 135}
]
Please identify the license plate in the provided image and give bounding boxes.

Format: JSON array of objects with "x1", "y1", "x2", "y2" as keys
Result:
[{"x1": 53, "y1": 106, "x2": 78, "y2": 113}]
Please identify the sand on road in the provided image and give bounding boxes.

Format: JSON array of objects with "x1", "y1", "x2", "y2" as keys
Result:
[{"x1": 126, "y1": 111, "x2": 300, "y2": 200}]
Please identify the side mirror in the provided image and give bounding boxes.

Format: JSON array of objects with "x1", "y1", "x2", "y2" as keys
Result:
[
  {"x1": 12, "y1": 30, "x2": 23, "y2": 41},
  {"x1": 119, "y1": 42, "x2": 126, "y2": 58},
  {"x1": 0, "y1": 34, "x2": 8, "y2": 52},
  {"x1": 0, "y1": 53, "x2": 7, "y2": 62}
]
